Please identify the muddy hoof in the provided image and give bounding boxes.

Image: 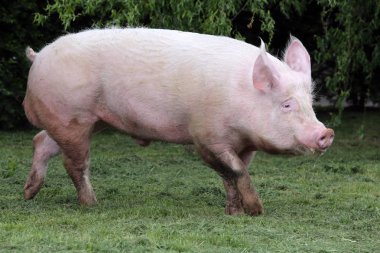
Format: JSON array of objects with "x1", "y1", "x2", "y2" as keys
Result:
[{"x1": 244, "y1": 201, "x2": 264, "y2": 216}]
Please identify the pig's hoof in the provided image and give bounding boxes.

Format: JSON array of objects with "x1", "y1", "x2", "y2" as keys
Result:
[
  {"x1": 24, "y1": 178, "x2": 44, "y2": 200},
  {"x1": 24, "y1": 187, "x2": 39, "y2": 200},
  {"x1": 244, "y1": 201, "x2": 264, "y2": 216},
  {"x1": 79, "y1": 194, "x2": 98, "y2": 206}
]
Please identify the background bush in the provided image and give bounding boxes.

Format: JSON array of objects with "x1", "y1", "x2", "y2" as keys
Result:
[{"x1": 1, "y1": 0, "x2": 379, "y2": 129}]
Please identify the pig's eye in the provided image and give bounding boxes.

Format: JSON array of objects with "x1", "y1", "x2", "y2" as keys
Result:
[{"x1": 281, "y1": 98, "x2": 297, "y2": 112}]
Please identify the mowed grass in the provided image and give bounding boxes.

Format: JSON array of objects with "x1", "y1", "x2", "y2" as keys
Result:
[{"x1": 0, "y1": 111, "x2": 379, "y2": 253}]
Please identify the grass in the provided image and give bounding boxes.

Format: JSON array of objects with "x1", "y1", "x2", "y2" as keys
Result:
[{"x1": 0, "y1": 111, "x2": 379, "y2": 253}]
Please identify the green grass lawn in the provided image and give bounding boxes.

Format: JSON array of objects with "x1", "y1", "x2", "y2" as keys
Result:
[{"x1": 0, "y1": 111, "x2": 379, "y2": 253}]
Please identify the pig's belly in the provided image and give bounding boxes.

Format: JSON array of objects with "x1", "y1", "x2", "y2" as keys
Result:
[{"x1": 96, "y1": 100, "x2": 192, "y2": 144}]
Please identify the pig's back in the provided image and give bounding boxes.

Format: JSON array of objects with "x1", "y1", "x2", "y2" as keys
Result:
[
  {"x1": 43, "y1": 28, "x2": 256, "y2": 81},
  {"x1": 34, "y1": 28, "x2": 256, "y2": 94}
]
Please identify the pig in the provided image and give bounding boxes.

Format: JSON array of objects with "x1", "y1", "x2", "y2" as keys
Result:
[{"x1": 23, "y1": 28, "x2": 334, "y2": 216}]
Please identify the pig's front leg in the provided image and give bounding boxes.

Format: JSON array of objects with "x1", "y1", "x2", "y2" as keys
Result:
[
  {"x1": 223, "y1": 150, "x2": 262, "y2": 215},
  {"x1": 197, "y1": 143, "x2": 263, "y2": 216},
  {"x1": 223, "y1": 179, "x2": 244, "y2": 215},
  {"x1": 217, "y1": 150, "x2": 263, "y2": 216}
]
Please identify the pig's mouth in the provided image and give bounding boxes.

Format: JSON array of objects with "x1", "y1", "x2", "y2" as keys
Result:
[
  {"x1": 293, "y1": 134, "x2": 329, "y2": 156},
  {"x1": 256, "y1": 136, "x2": 326, "y2": 156},
  {"x1": 293, "y1": 144, "x2": 326, "y2": 156}
]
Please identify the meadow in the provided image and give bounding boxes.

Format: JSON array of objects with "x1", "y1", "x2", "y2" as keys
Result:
[{"x1": 0, "y1": 111, "x2": 379, "y2": 253}]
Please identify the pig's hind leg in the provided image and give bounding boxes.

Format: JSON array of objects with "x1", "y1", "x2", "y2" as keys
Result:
[
  {"x1": 50, "y1": 120, "x2": 97, "y2": 205},
  {"x1": 24, "y1": 130, "x2": 61, "y2": 200}
]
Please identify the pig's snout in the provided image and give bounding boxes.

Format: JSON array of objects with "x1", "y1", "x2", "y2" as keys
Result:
[{"x1": 316, "y1": 128, "x2": 334, "y2": 151}]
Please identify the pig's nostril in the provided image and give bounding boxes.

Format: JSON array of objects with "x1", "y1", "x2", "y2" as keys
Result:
[
  {"x1": 318, "y1": 134, "x2": 327, "y2": 142},
  {"x1": 318, "y1": 137, "x2": 327, "y2": 148},
  {"x1": 317, "y1": 128, "x2": 334, "y2": 150}
]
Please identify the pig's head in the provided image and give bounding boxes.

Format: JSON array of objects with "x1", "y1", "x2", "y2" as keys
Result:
[{"x1": 251, "y1": 38, "x2": 334, "y2": 155}]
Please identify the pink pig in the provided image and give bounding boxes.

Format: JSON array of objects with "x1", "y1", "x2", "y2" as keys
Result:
[{"x1": 23, "y1": 28, "x2": 334, "y2": 216}]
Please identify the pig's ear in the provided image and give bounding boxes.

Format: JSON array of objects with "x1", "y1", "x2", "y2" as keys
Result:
[
  {"x1": 252, "y1": 40, "x2": 280, "y2": 92},
  {"x1": 284, "y1": 37, "x2": 311, "y2": 76}
]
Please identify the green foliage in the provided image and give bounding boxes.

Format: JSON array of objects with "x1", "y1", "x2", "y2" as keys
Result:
[
  {"x1": 0, "y1": 111, "x2": 379, "y2": 252},
  {"x1": 316, "y1": 0, "x2": 380, "y2": 112},
  {"x1": 34, "y1": 0, "x2": 277, "y2": 38},
  {"x1": 0, "y1": 1, "x2": 35, "y2": 129}
]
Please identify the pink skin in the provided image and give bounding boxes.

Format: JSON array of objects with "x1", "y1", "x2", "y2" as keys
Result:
[
  {"x1": 23, "y1": 28, "x2": 333, "y2": 215},
  {"x1": 24, "y1": 130, "x2": 61, "y2": 200}
]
